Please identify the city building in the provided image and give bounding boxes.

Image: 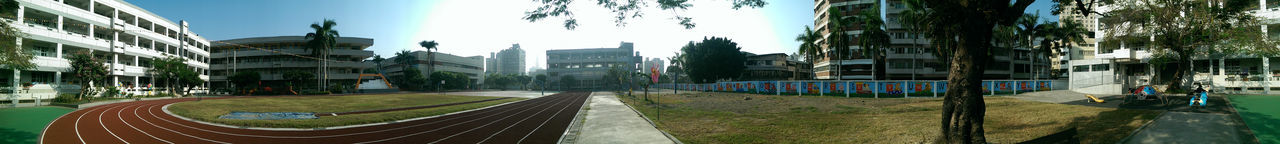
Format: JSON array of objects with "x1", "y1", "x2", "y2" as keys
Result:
[
  {"x1": 742, "y1": 53, "x2": 813, "y2": 80},
  {"x1": 2, "y1": 0, "x2": 212, "y2": 100},
  {"x1": 812, "y1": 0, "x2": 1050, "y2": 80},
  {"x1": 641, "y1": 58, "x2": 664, "y2": 73},
  {"x1": 209, "y1": 36, "x2": 374, "y2": 91},
  {"x1": 546, "y1": 42, "x2": 641, "y2": 90},
  {"x1": 1069, "y1": 1, "x2": 1280, "y2": 94},
  {"x1": 381, "y1": 51, "x2": 485, "y2": 88},
  {"x1": 487, "y1": 44, "x2": 525, "y2": 75}
]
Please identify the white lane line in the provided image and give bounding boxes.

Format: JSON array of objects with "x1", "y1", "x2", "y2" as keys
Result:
[
  {"x1": 134, "y1": 104, "x2": 230, "y2": 144},
  {"x1": 119, "y1": 102, "x2": 174, "y2": 144},
  {"x1": 518, "y1": 94, "x2": 587, "y2": 143},
  {"x1": 98, "y1": 104, "x2": 131, "y2": 144},
  {"x1": 434, "y1": 94, "x2": 574, "y2": 144},
  {"x1": 73, "y1": 106, "x2": 101, "y2": 144},
  {"x1": 73, "y1": 103, "x2": 125, "y2": 144},
  {"x1": 40, "y1": 105, "x2": 77, "y2": 144},
  {"x1": 141, "y1": 95, "x2": 561, "y2": 139},
  {"x1": 355, "y1": 95, "x2": 572, "y2": 144}
]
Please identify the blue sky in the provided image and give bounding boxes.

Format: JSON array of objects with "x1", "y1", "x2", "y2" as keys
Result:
[{"x1": 128, "y1": 0, "x2": 1058, "y2": 70}]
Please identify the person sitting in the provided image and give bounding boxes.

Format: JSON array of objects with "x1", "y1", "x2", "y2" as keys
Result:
[{"x1": 1189, "y1": 84, "x2": 1208, "y2": 107}]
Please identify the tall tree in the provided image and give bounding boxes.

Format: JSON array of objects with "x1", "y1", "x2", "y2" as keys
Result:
[
  {"x1": 305, "y1": 19, "x2": 340, "y2": 91},
  {"x1": 1095, "y1": 0, "x2": 1270, "y2": 90},
  {"x1": 149, "y1": 57, "x2": 187, "y2": 95},
  {"x1": 370, "y1": 55, "x2": 385, "y2": 74},
  {"x1": 1015, "y1": 13, "x2": 1046, "y2": 80},
  {"x1": 67, "y1": 52, "x2": 107, "y2": 100},
  {"x1": 524, "y1": 0, "x2": 767, "y2": 30},
  {"x1": 825, "y1": 8, "x2": 852, "y2": 80},
  {"x1": 795, "y1": 26, "x2": 823, "y2": 79},
  {"x1": 855, "y1": 4, "x2": 891, "y2": 80},
  {"x1": 228, "y1": 71, "x2": 260, "y2": 95},
  {"x1": 678, "y1": 37, "x2": 747, "y2": 83},
  {"x1": 419, "y1": 40, "x2": 439, "y2": 78},
  {"x1": 912, "y1": 0, "x2": 1035, "y2": 143},
  {"x1": 0, "y1": 0, "x2": 31, "y2": 70},
  {"x1": 281, "y1": 70, "x2": 313, "y2": 94}
]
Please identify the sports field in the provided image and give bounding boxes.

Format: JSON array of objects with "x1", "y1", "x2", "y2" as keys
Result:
[
  {"x1": 0, "y1": 106, "x2": 74, "y2": 144},
  {"x1": 1229, "y1": 95, "x2": 1280, "y2": 143},
  {"x1": 168, "y1": 93, "x2": 524, "y2": 128}
]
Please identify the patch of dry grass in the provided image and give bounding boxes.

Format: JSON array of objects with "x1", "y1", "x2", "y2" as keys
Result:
[
  {"x1": 617, "y1": 92, "x2": 1160, "y2": 143},
  {"x1": 168, "y1": 93, "x2": 524, "y2": 128}
]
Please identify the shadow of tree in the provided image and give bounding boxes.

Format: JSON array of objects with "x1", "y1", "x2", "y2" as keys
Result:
[
  {"x1": 1069, "y1": 108, "x2": 1159, "y2": 143},
  {"x1": 0, "y1": 127, "x2": 38, "y2": 144},
  {"x1": 1232, "y1": 102, "x2": 1278, "y2": 144}
]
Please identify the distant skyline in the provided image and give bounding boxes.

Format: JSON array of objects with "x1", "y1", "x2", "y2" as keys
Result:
[{"x1": 128, "y1": 0, "x2": 1057, "y2": 71}]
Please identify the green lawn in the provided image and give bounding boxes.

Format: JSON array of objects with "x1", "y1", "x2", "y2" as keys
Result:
[
  {"x1": 618, "y1": 92, "x2": 1160, "y2": 143},
  {"x1": 167, "y1": 93, "x2": 524, "y2": 128},
  {"x1": 1228, "y1": 95, "x2": 1280, "y2": 144},
  {"x1": 0, "y1": 106, "x2": 74, "y2": 144}
]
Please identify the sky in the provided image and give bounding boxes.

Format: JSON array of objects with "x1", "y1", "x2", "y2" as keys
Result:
[{"x1": 128, "y1": 0, "x2": 1058, "y2": 71}]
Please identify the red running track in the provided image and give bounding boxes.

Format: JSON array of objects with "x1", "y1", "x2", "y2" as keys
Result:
[{"x1": 39, "y1": 92, "x2": 591, "y2": 144}]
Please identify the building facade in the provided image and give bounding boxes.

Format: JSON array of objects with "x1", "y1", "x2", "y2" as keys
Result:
[
  {"x1": 641, "y1": 58, "x2": 664, "y2": 73},
  {"x1": 1069, "y1": 0, "x2": 1280, "y2": 94},
  {"x1": 3, "y1": 0, "x2": 212, "y2": 100},
  {"x1": 382, "y1": 51, "x2": 484, "y2": 88},
  {"x1": 742, "y1": 53, "x2": 813, "y2": 80},
  {"x1": 812, "y1": 0, "x2": 1050, "y2": 81},
  {"x1": 546, "y1": 42, "x2": 641, "y2": 90},
  {"x1": 209, "y1": 36, "x2": 374, "y2": 91},
  {"x1": 487, "y1": 44, "x2": 525, "y2": 75}
]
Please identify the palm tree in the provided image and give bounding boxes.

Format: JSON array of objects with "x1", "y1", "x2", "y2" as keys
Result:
[
  {"x1": 855, "y1": 4, "x2": 891, "y2": 82},
  {"x1": 900, "y1": 0, "x2": 933, "y2": 81},
  {"x1": 305, "y1": 19, "x2": 340, "y2": 91},
  {"x1": 370, "y1": 55, "x2": 385, "y2": 75},
  {"x1": 1016, "y1": 13, "x2": 1046, "y2": 80},
  {"x1": 418, "y1": 40, "x2": 439, "y2": 78},
  {"x1": 393, "y1": 50, "x2": 416, "y2": 73},
  {"x1": 795, "y1": 26, "x2": 822, "y2": 79},
  {"x1": 824, "y1": 8, "x2": 851, "y2": 80},
  {"x1": 1040, "y1": 20, "x2": 1087, "y2": 78}
]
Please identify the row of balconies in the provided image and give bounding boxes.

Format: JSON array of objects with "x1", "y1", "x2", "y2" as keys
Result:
[
  {"x1": 209, "y1": 49, "x2": 375, "y2": 58},
  {"x1": 209, "y1": 61, "x2": 371, "y2": 70},
  {"x1": 20, "y1": 0, "x2": 202, "y2": 49},
  {"x1": 19, "y1": 23, "x2": 209, "y2": 68}
]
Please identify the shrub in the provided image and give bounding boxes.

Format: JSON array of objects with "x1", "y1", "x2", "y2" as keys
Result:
[
  {"x1": 53, "y1": 93, "x2": 79, "y2": 103},
  {"x1": 300, "y1": 90, "x2": 330, "y2": 95}
]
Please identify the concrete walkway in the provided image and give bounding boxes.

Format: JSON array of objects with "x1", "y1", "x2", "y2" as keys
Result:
[
  {"x1": 1124, "y1": 112, "x2": 1251, "y2": 144},
  {"x1": 573, "y1": 92, "x2": 676, "y2": 144}
]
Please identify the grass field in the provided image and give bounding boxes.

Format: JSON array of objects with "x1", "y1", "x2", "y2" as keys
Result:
[
  {"x1": 168, "y1": 93, "x2": 524, "y2": 128},
  {"x1": 618, "y1": 92, "x2": 1161, "y2": 143},
  {"x1": 1229, "y1": 95, "x2": 1280, "y2": 144},
  {"x1": 0, "y1": 106, "x2": 74, "y2": 144}
]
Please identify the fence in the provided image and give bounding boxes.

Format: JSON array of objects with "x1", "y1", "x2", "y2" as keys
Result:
[{"x1": 657, "y1": 80, "x2": 1062, "y2": 98}]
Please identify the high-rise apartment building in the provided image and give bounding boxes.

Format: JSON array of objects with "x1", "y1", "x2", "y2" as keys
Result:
[
  {"x1": 487, "y1": 44, "x2": 525, "y2": 75},
  {"x1": 2, "y1": 0, "x2": 212, "y2": 100}
]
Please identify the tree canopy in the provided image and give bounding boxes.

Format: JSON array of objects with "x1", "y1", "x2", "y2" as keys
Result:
[
  {"x1": 524, "y1": 0, "x2": 767, "y2": 30},
  {"x1": 677, "y1": 37, "x2": 746, "y2": 83},
  {"x1": 0, "y1": 0, "x2": 31, "y2": 70},
  {"x1": 67, "y1": 51, "x2": 107, "y2": 99}
]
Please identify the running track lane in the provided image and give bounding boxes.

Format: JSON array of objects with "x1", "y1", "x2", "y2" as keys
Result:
[{"x1": 40, "y1": 92, "x2": 591, "y2": 144}]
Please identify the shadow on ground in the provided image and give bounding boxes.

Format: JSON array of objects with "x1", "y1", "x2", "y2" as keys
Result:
[
  {"x1": 0, "y1": 127, "x2": 37, "y2": 144},
  {"x1": 1233, "y1": 102, "x2": 1279, "y2": 144}
]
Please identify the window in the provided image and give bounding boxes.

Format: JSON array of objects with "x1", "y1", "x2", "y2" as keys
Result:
[
  {"x1": 1073, "y1": 65, "x2": 1090, "y2": 72},
  {"x1": 1091, "y1": 64, "x2": 1110, "y2": 71}
]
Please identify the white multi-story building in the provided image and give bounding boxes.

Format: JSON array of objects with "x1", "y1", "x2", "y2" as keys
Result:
[
  {"x1": 1070, "y1": 1, "x2": 1280, "y2": 94},
  {"x1": 546, "y1": 42, "x2": 641, "y2": 90},
  {"x1": 209, "y1": 36, "x2": 375, "y2": 91},
  {"x1": 4, "y1": 0, "x2": 211, "y2": 101},
  {"x1": 381, "y1": 51, "x2": 485, "y2": 88}
]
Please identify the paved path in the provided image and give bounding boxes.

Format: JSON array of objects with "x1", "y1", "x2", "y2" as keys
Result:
[
  {"x1": 1124, "y1": 112, "x2": 1250, "y2": 144},
  {"x1": 40, "y1": 92, "x2": 590, "y2": 144},
  {"x1": 574, "y1": 92, "x2": 676, "y2": 144}
]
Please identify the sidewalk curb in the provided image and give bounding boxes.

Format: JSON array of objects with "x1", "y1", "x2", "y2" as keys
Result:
[
  {"x1": 614, "y1": 93, "x2": 683, "y2": 144},
  {"x1": 1223, "y1": 96, "x2": 1262, "y2": 144}
]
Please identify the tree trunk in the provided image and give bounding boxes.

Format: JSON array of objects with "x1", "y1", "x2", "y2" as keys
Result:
[
  {"x1": 939, "y1": 19, "x2": 993, "y2": 144},
  {"x1": 1166, "y1": 50, "x2": 1192, "y2": 92}
]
